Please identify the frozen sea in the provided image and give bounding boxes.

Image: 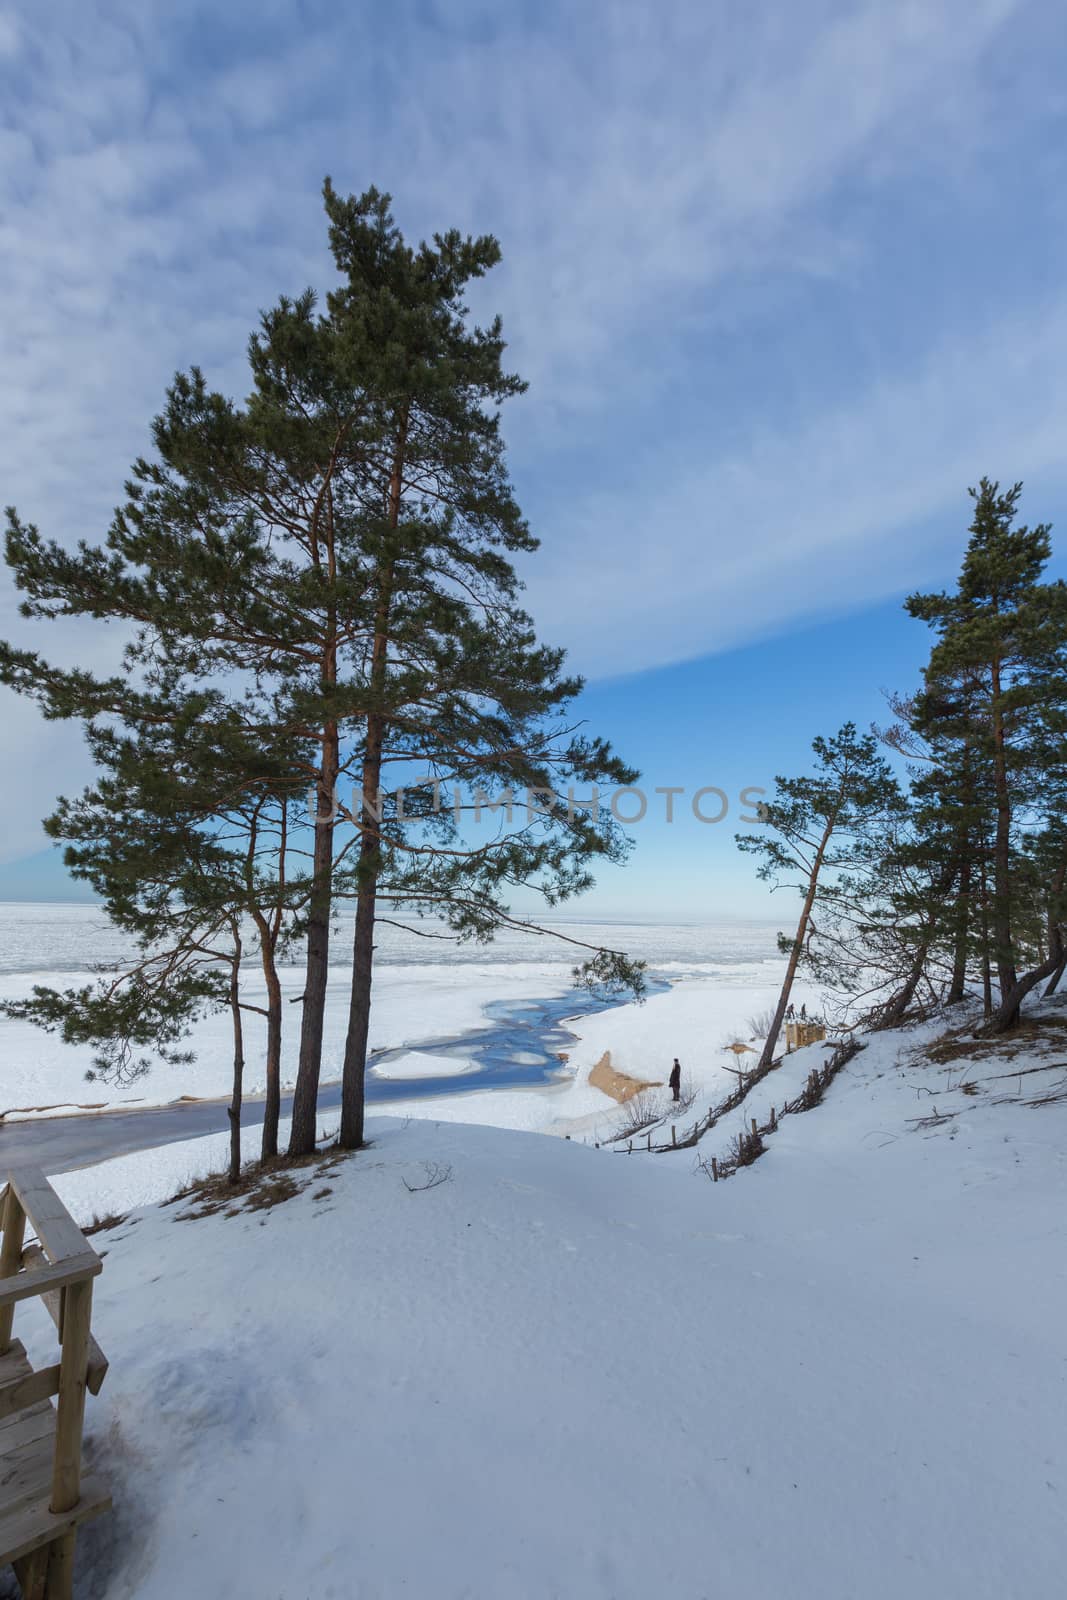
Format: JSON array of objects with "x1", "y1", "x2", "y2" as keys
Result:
[
  {"x1": 0, "y1": 900, "x2": 782, "y2": 976},
  {"x1": 0, "y1": 903, "x2": 797, "y2": 1157}
]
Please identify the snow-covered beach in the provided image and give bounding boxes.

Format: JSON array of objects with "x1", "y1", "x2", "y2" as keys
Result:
[
  {"x1": 2, "y1": 916, "x2": 1065, "y2": 1600},
  {"x1": 0, "y1": 904, "x2": 812, "y2": 1135},
  {"x1": 6, "y1": 995, "x2": 1060, "y2": 1600}
]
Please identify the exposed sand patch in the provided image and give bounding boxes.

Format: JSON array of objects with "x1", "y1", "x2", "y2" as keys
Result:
[{"x1": 587, "y1": 1050, "x2": 661, "y2": 1104}]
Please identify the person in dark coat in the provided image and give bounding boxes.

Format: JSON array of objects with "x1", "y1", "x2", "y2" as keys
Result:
[{"x1": 669, "y1": 1058, "x2": 682, "y2": 1102}]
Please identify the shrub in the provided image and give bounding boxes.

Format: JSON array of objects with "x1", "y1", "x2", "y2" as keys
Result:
[{"x1": 746, "y1": 1006, "x2": 777, "y2": 1040}]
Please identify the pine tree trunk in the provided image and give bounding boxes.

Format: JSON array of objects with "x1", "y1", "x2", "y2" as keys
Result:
[
  {"x1": 989, "y1": 656, "x2": 1018, "y2": 1000},
  {"x1": 340, "y1": 426, "x2": 405, "y2": 1151},
  {"x1": 340, "y1": 825, "x2": 379, "y2": 1150},
  {"x1": 758, "y1": 813, "x2": 836, "y2": 1069},
  {"x1": 260, "y1": 950, "x2": 283, "y2": 1160},
  {"x1": 948, "y1": 854, "x2": 970, "y2": 1004},
  {"x1": 879, "y1": 928, "x2": 937, "y2": 1029},
  {"x1": 1045, "y1": 878, "x2": 1067, "y2": 996},
  {"x1": 227, "y1": 963, "x2": 245, "y2": 1184},
  {"x1": 1043, "y1": 958, "x2": 1067, "y2": 998},
  {"x1": 288, "y1": 722, "x2": 339, "y2": 1157},
  {"x1": 339, "y1": 574, "x2": 394, "y2": 1149},
  {"x1": 983, "y1": 946, "x2": 1061, "y2": 1032},
  {"x1": 879, "y1": 859, "x2": 961, "y2": 1028},
  {"x1": 984, "y1": 858, "x2": 1067, "y2": 1033},
  {"x1": 876, "y1": 948, "x2": 926, "y2": 1030},
  {"x1": 978, "y1": 860, "x2": 993, "y2": 1017}
]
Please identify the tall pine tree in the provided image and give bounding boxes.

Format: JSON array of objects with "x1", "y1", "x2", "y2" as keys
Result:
[{"x1": 906, "y1": 481, "x2": 1067, "y2": 1029}]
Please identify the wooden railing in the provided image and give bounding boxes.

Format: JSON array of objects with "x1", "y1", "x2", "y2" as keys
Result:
[{"x1": 0, "y1": 1167, "x2": 110, "y2": 1600}]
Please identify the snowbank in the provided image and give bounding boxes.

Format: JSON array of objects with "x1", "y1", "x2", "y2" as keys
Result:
[
  {"x1": 369, "y1": 1049, "x2": 478, "y2": 1080},
  {"x1": 14, "y1": 1004, "x2": 1065, "y2": 1599}
]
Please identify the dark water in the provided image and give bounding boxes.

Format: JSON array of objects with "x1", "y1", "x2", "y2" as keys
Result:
[{"x1": 0, "y1": 978, "x2": 669, "y2": 1176}]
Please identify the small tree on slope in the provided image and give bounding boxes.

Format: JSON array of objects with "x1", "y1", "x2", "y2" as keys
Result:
[
  {"x1": 736, "y1": 723, "x2": 904, "y2": 1068},
  {"x1": 0, "y1": 684, "x2": 305, "y2": 1177}
]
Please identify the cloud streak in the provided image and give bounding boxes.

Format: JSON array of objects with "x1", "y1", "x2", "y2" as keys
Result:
[
  {"x1": 1, "y1": 0, "x2": 1063, "y2": 858},
  {"x1": 524, "y1": 293, "x2": 1067, "y2": 675}
]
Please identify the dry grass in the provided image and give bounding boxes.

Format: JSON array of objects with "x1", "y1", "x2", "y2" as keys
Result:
[
  {"x1": 745, "y1": 1007, "x2": 777, "y2": 1040},
  {"x1": 84, "y1": 1210, "x2": 131, "y2": 1237},
  {"x1": 1017, "y1": 1081, "x2": 1067, "y2": 1108},
  {"x1": 169, "y1": 1146, "x2": 350, "y2": 1222},
  {"x1": 619, "y1": 1088, "x2": 663, "y2": 1136},
  {"x1": 922, "y1": 1011, "x2": 1067, "y2": 1066},
  {"x1": 728, "y1": 1126, "x2": 765, "y2": 1167}
]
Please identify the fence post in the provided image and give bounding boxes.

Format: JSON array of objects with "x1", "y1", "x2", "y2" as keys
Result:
[
  {"x1": 711, "y1": 1157, "x2": 719, "y2": 1182},
  {"x1": 671, "y1": 1124, "x2": 677, "y2": 1146},
  {"x1": 0, "y1": 1184, "x2": 27, "y2": 1354}
]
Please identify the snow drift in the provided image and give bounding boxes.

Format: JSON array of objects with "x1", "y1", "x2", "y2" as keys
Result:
[{"x1": 12, "y1": 1005, "x2": 1063, "y2": 1599}]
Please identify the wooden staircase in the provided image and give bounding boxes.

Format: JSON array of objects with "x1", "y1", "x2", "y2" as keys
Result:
[{"x1": 1, "y1": 1168, "x2": 111, "y2": 1599}]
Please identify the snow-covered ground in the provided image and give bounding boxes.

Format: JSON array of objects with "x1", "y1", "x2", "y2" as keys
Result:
[
  {"x1": 6, "y1": 992, "x2": 1061, "y2": 1598},
  {"x1": 391, "y1": 971, "x2": 822, "y2": 1140},
  {"x1": 0, "y1": 961, "x2": 577, "y2": 1113},
  {"x1": 0, "y1": 905, "x2": 793, "y2": 1115}
]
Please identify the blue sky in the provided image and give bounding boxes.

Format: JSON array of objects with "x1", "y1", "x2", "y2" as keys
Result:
[{"x1": 2, "y1": 0, "x2": 1067, "y2": 917}]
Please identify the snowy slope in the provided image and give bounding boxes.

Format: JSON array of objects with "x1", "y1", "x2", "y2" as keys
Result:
[{"x1": 8, "y1": 1004, "x2": 1063, "y2": 1599}]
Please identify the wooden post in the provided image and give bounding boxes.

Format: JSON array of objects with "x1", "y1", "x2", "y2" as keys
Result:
[
  {"x1": 711, "y1": 1156, "x2": 719, "y2": 1182},
  {"x1": 671, "y1": 1124, "x2": 677, "y2": 1146},
  {"x1": 751, "y1": 1117, "x2": 758, "y2": 1137},
  {"x1": 13, "y1": 1545, "x2": 49, "y2": 1600},
  {"x1": 46, "y1": 1531, "x2": 77, "y2": 1600},
  {"x1": 0, "y1": 1184, "x2": 27, "y2": 1353},
  {"x1": 646, "y1": 1132, "x2": 651, "y2": 1151},
  {"x1": 51, "y1": 1276, "x2": 93, "y2": 1514}
]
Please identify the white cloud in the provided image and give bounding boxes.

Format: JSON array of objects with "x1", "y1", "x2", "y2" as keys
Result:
[
  {"x1": 0, "y1": 0, "x2": 1059, "y2": 855},
  {"x1": 0, "y1": 10, "x2": 19, "y2": 59},
  {"x1": 1, "y1": 0, "x2": 1032, "y2": 528},
  {"x1": 526, "y1": 295, "x2": 1067, "y2": 676}
]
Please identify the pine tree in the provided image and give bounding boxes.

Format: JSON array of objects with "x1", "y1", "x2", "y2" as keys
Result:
[
  {"x1": 736, "y1": 723, "x2": 904, "y2": 1066},
  {"x1": 3, "y1": 177, "x2": 644, "y2": 1161},
  {"x1": 906, "y1": 480, "x2": 1067, "y2": 1029},
  {"x1": 312, "y1": 184, "x2": 643, "y2": 1150},
  {"x1": 876, "y1": 681, "x2": 996, "y2": 1017},
  {"x1": 0, "y1": 679, "x2": 301, "y2": 1176}
]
